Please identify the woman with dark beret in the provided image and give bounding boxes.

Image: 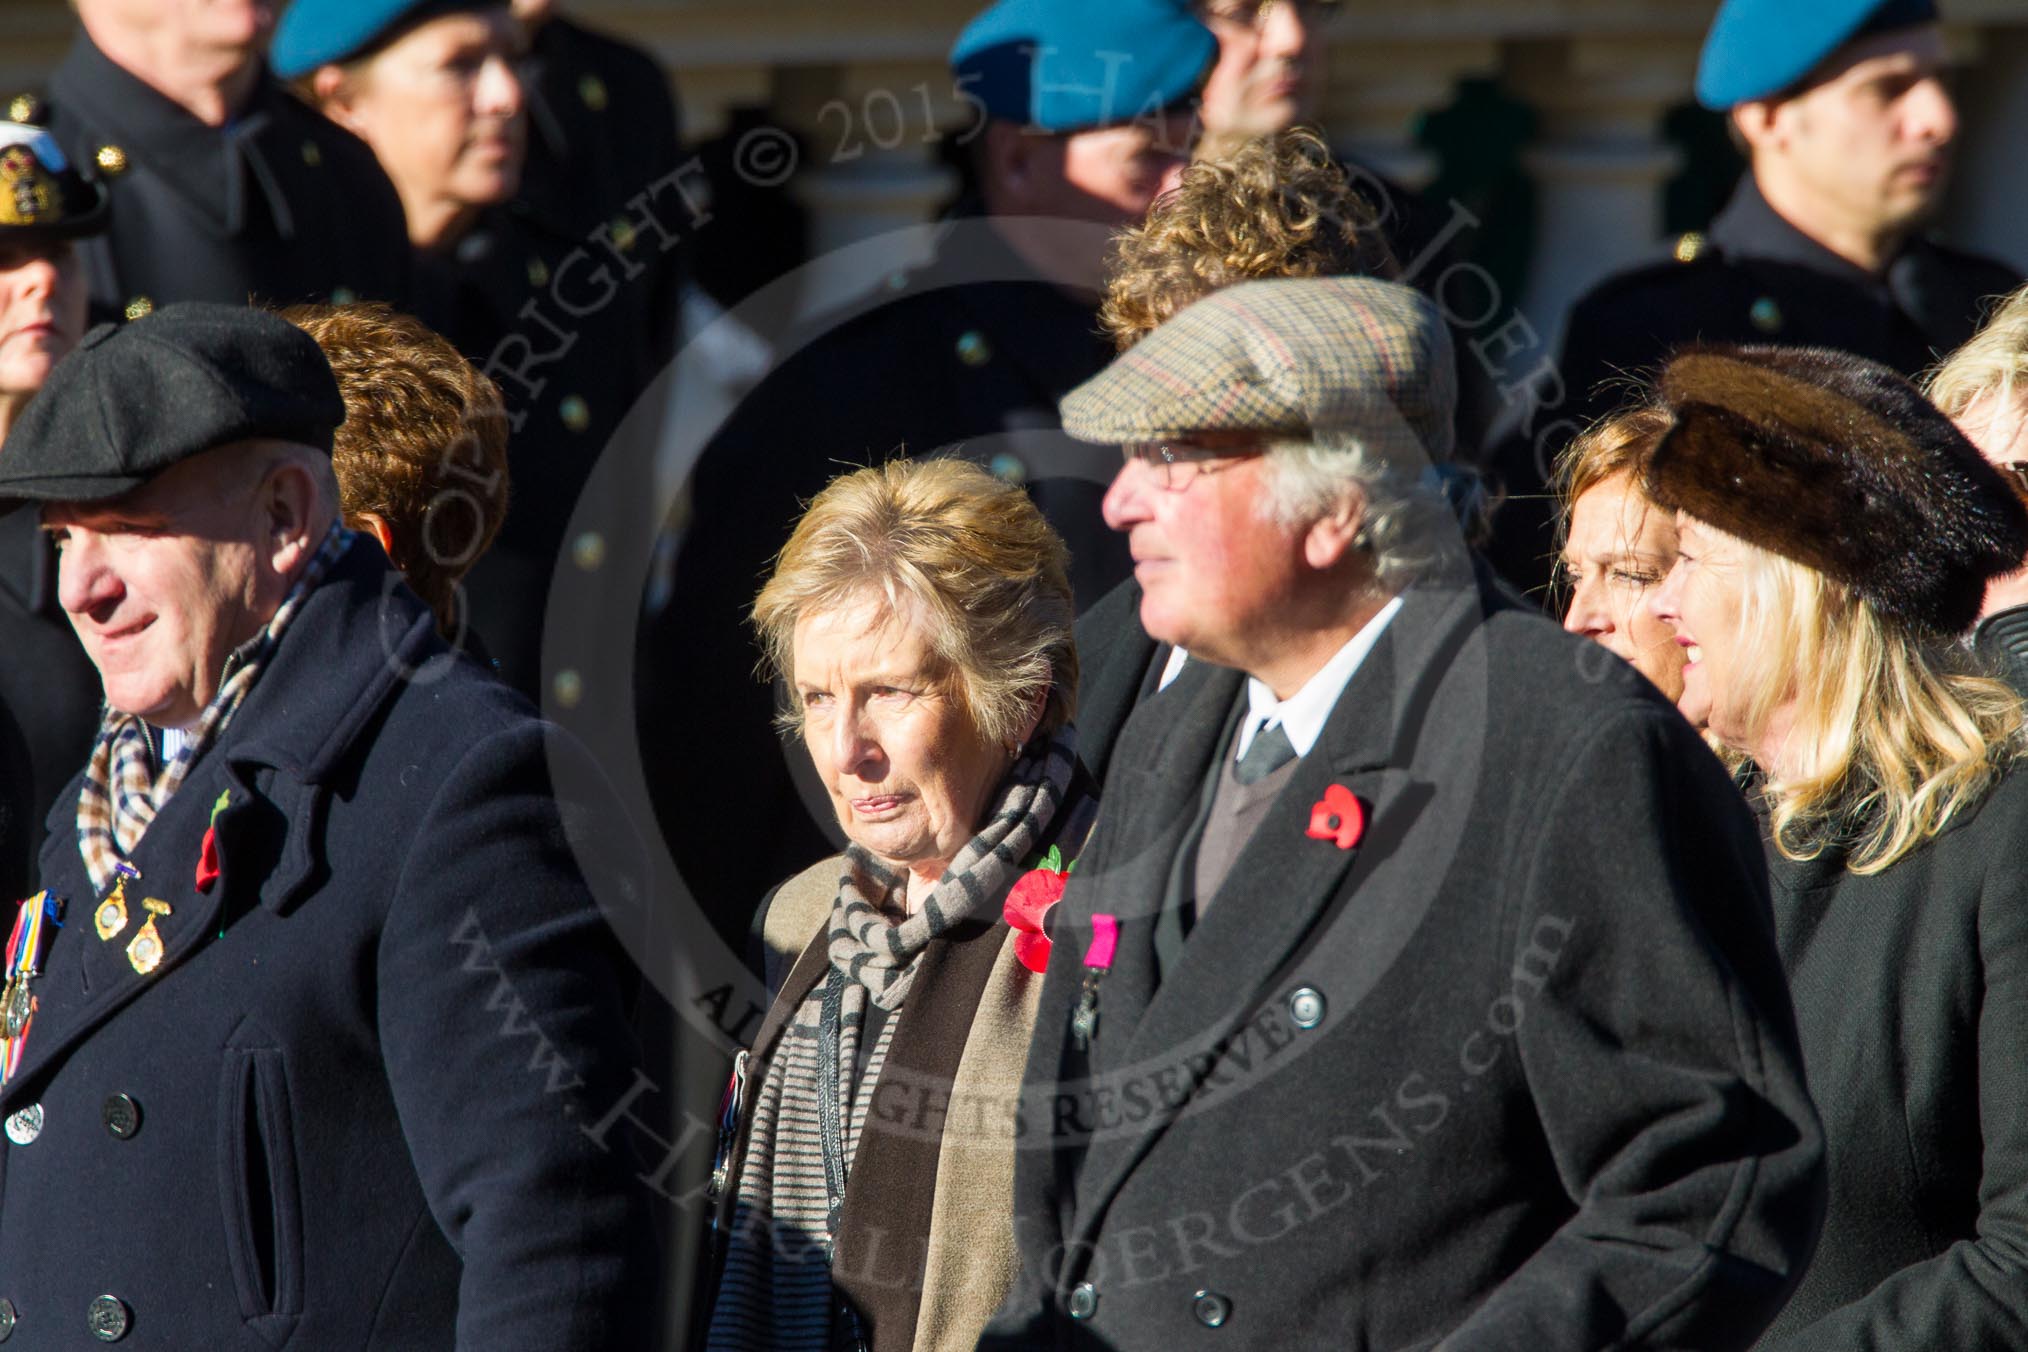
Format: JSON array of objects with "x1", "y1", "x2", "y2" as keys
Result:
[{"x1": 1642, "y1": 344, "x2": 2028, "y2": 1348}]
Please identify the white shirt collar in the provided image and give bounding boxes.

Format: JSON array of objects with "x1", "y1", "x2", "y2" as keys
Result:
[{"x1": 1235, "y1": 595, "x2": 1403, "y2": 761}]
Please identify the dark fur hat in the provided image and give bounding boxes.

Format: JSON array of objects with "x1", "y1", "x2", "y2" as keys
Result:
[{"x1": 1643, "y1": 344, "x2": 2028, "y2": 637}]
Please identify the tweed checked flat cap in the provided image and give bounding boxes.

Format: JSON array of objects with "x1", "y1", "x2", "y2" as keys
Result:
[{"x1": 1059, "y1": 277, "x2": 1456, "y2": 467}]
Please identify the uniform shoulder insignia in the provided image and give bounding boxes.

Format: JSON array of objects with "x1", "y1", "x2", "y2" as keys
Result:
[
  {"x1": 6, "y1": 93, "x2": 46, "y2": 125},
  {"x1": 1673, "y1": 231, "x2": 1706, "y2": 263}
]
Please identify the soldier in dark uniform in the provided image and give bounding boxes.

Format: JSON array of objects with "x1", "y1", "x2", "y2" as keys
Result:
[
  {"x1": 23, "y1": 0, "x2": 411, "y2": 324},
  {"x1": 636, "y1": 0, "x2": 1217, "y2": 952},
  {"x1": 0, "y1": 123, "x2": 105, "y2": 905},
  {"x1": 1190, "y1": 0, "x2": 1492, "y2": 440},
  {"x1": 277, "y1": 0, "x2": 669, "y2": 700},
  {"x1": 1485, "y1": 0, "x2": 2020, "y2": 600},
  {"x1": 511, "y1": 0, "x2": 686, "y2": 370}
]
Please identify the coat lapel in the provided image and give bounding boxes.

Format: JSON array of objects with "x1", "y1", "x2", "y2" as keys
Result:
[
  {"x1": 1068, "y1": 661, "x2": 1242, "y2": 1073},
  {"x1": 1065, "y1": 584, "x2": 1486, "y2": 1244},
  {"x1": 1, "y1": 542, "x2": 439, "y2": 1108},
  {"x1": 3, "y1": 754, "x2": 237, "y2": 1108}
]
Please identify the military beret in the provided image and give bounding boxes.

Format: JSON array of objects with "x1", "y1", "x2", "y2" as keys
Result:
[
  {"x1": 0, "y1": 303, "x2": 345, "y2": 511},
  {"x1": 1644, "y1": 344, "x2": 2027, "y2": 638},
  {"x1": 271, "y1": 0, "x2": 509, "y2": 80},
  {"x1": 1696, "y1": 0, "x2": 1939, "y2": 110},
  {"x1": 1059, "y1": 276, "x2": 1456, "y2": 468},
  {"x1": 951, "y1": 0, "x2": 1216, "y2": 133},
  {"x1": 0, "y1": 122, "x2": 107, "y2": 239}
]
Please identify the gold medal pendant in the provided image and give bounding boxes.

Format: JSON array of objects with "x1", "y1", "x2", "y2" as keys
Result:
[
  {"x1": 126, "y1": 898, "x2": 171, "y2": 976},
  {"x1": 95, "y1": 877, "x2": 129, "y2": 941}
]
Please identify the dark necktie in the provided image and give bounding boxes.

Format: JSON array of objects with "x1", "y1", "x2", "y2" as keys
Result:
[{"x1": 1235, "y1": 721, "x2": 1297, "y2": 785}]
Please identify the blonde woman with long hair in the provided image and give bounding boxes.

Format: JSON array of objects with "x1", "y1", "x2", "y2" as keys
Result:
[
  {"x1": 1927, "y1": 280, "x2": 2028, "y2": 691},
  {"x1": 1642, "y1": 344, "x2": 2028, "y2": 1349}
]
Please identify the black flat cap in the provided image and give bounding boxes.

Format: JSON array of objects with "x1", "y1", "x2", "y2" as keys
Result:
[{"x1": 0, "y1": 302, "x2": 344, "y2": 510}]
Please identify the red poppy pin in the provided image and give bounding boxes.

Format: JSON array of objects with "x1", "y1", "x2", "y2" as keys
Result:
[
  {"x1": 194, "y1": 789, "x2": 230, "y2": 893},
  {"x1": 1004, "y1": 844, "x2": 1074, "y2": 973},
  {"x1": 1306, "y1": 784, "x2": 1365, "y2": 850}
]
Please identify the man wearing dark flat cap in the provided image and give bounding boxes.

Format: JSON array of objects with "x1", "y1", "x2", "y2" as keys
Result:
[
  {"x1": 15, "y1": 0, "x2": 411, "y2": 323},
  {"x1": 1485, "y1": 0, "x2": 2019, "y2": 601},
  {"x1": 982, "y1": 276, "x2": 1824, "y2": 1350},
  {"x1": 0, "y1": 303, "x2": 660, "y2": 1348}
]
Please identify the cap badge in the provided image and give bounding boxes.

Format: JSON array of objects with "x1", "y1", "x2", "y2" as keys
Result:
[{"x1": 0, "y1": 145, "x2": 59, "y2": 227}]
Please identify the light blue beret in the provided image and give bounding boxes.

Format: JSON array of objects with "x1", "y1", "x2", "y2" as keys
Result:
[
  {"x1": 1696, "y1": 0, "x2": 1940, "y2": 109},
  {"x1": 950, "y1": 0, "x2": 1216, "y2": 133},
  {"x1": 271, "y1": 0, "x2": 507, "y2": 81}
]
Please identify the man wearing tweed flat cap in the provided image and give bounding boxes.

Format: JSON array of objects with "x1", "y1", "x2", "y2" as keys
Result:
[
  {"x1": 982, "y1": 277, "x2": 1824, "y2": 1349},
  {"x1": 0, "y1": 303, "x2": 661, "y2": 1348}
]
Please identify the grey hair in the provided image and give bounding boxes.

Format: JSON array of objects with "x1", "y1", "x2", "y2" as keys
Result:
[{"x1": 1258, "y1": 431, "x2": 1460, "y2": 591}]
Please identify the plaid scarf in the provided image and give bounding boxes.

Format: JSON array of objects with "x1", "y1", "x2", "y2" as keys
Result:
[
  {"x1": 75, "y1": 525, "x2": 353, "y2": 895},
  {"x1": 708, "y1": 725, "x2": 1086, "y2": 1352}
]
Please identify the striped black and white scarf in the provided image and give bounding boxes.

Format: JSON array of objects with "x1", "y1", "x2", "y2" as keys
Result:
[
  {"x1": 75, "y1": 524, "x2": 353, "y2": 895},
  {"x1": 707, "y1": 724, "x2": 1082, "y2": 1352}
]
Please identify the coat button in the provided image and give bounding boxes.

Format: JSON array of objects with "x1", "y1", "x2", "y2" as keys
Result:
[
  {"x1": 0, "y1": 1295, "x2": 16, "y2": 1339},
  {"x1": 1288, "y1": 986, "x2": 1326, "y2": 1029},
  {"x1": 102, "y1": 1094, "x2": 141, "y2": 1140},
  {"x1": 4, "y1": 1104, "x2": 42, "y2": 1146},
  {"x1": 85, "y1": 1294, "x2": 129, "y2": 1342},
  {"x1": 1192, "y1": 1289, "x2": 1232, "y2": 1328},
  {"x1": 955, "y1": 330, "x2": 992, "y2": 366},
  {"x1": 1066, "y1": 1281, "x2": 1098, "y2": 1320}
]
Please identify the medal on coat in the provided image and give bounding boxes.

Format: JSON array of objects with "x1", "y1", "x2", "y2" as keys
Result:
[
  {"x1": 0, "y1": 891, "x2": 62, "y2": 1088},
  {"x1": 1071, "y1": 913, "x2": 1119, "y2": 1051},
  {"x1": 126, "y1": 898, "x2": 171, "y2": 976},
  {"x1": 94, "y1": 861, "x2": 140, "y2": 941}
]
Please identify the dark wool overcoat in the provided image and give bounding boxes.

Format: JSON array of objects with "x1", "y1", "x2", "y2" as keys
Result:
[
  {"x1": 0, "y1": 540, "x2": 661, "y2": 1349},
  {"x1": 1069, "y1": 577, "x2": 1160, "y2": 792},
  {"x1": 982, "y1": 576, "x2": 1827, "y2": 1350},
  {"x1": 1754, "y1": 765, "x2": 2028, "y2": 1348},
  {"x1": 36, "y1": 33, "x2": 412, "y2": 322}
]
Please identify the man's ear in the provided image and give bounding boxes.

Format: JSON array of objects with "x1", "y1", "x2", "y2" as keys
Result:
[
  {"x1": 981, "y1": 120, "x2": 1034, "y2": 213},
  {"x1": 1303, "y1": 487, "x2": 1368, "y2": 571},
  {"x1": 1731, "y1": 99, "x2": 1782, "y2": 158},
  {"x1": 310, "y1": 65, "x2": 364, "y2": 134},
  {"x1": 261, "y1": 459, "x2": 322, "y2": 578}
]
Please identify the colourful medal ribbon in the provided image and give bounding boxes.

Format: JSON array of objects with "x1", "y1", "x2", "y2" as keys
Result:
[{"x1": 1, "y1": 891, "x2": 60, "y2": 1088}]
